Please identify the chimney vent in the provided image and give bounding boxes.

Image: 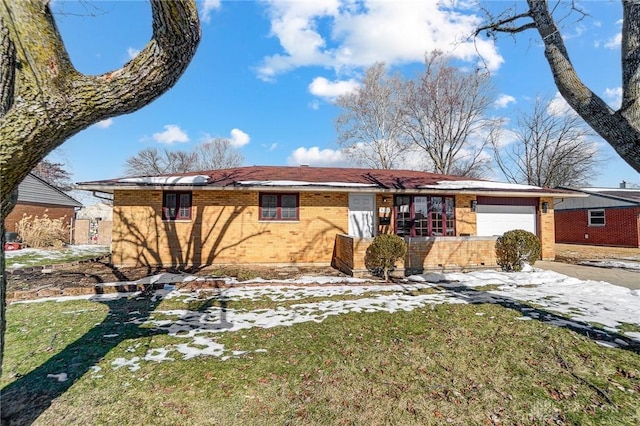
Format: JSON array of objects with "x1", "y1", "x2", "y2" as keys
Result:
[{"x1": 620, "y1": 180, "x2": 627, "y2": 189}]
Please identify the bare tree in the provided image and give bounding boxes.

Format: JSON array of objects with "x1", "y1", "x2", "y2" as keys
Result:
[
  {"x1": 124, "y1": 139, "x2": 244, "y2": 176},
  {"x1": 32, "y1": 159, "x2": 73, "y2": 190},
  {"x1": 477, "y1": 0, "x2": 640, "y2": 173},
  {"x1": 194, "y1": 137, "x2": 244, "y2": 170},
  {"x1": 493, "y1": 96, "x2": 601, "y2": 187},
  {"x1": 0, "y1": 0, "x2": 200, "y2": 374},
  {"x1": 124, "y1": 147, "x2": 197, "y2": 176},
  {"x1": 335, "y1": 63, "x2": 409, "y2": 169},
  {"x1": 401, "y1": 52, "x2": 498, "y2": 178}
]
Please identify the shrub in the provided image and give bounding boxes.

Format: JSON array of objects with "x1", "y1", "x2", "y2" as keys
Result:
[
  {"x1": 495, "y1": 229, "x2": 541, "y2": 272},
  {"x1": 16, "y1": 213, "x2": 68, "y2": 249},
  {"x1": 365, "y1": 234, "x2": 407, "y2": 281}
]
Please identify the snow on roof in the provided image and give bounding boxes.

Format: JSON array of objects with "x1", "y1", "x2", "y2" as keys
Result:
[
  {"x1": 118, "y1": 175, "x2": 209, "y2": 185},
  {"x1": 419, "y1": 180, "x2": 542, "y2": 190},
  {"x1": 238, "y1": 180, "x2": 377, "y2": 187}
]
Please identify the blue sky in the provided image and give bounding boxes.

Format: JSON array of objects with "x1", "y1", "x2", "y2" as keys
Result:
[{"x1": 49, "y1": 0, "x2": 638, "y2": 188}]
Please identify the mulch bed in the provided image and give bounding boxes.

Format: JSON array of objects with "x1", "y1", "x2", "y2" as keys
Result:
[{"x1": 5, "y1": 260, "x2": 353, "y2": 303}]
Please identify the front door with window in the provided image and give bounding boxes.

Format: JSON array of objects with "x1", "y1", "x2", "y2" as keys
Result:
[
  {"x1": 395, "y1": 195, "x2": 455, "y2": 237},
  {"x1": 348, "y1": 194, "x2": 375, "y2": 238}
]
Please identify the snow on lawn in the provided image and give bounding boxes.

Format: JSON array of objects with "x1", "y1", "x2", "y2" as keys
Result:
[
  {"x1": 5, "y1": 245, "x2": 109, "y2": 269},
  {"x1": 409, "y1": 269, "x2": 640, "y2": 338},
  {"x1": 579, "y1": 260, "x2": 640, "y2": 271},
  {"x1": 14, "y1": 268, "x2": 640, "y2": 374}
]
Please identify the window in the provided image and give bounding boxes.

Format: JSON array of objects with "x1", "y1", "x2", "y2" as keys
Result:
[
  {"x1": 163, "y1": 191, "x2": 192, "y2": 220},
  {"x1": 394, "y1": 195, "x2": 456, "y2": 237},
  {"x1": 259, "y1": 193, "x2": 299, "y2": 221},
  {"x1": 588, "y1": 209, "x2": 605, "y2": 226}
]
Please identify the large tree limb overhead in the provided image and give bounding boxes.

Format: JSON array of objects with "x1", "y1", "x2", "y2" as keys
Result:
[
  {"x1": 479, "y1": 0, "x2": 640, "y2": 173},
  {"x1": 0, "y1": 0, "x2": 201, "y2": 203}
]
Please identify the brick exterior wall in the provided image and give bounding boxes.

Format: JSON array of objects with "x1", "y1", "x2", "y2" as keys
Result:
[
  {"x1": 112, "y1": 190, "x2": 349, "y2": 267},
  {"x1": 539, "y1": 197, "x2": 556, "y2": 259},
  {"x1": 112, "y1": 189, "x2": 557, "y2": 268},
  {"x1": 4, "y1": 203, "x2": 75, "y2": 243},
  {"x1": 555, "y1": 206, "x2": 640, "y2": 248}
]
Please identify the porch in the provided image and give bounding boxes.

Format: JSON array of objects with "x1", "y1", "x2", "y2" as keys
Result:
[{"x1": 332, "y1": 234, "x2": 500, "y2": 277}]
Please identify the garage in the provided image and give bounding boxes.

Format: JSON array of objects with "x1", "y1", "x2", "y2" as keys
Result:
[{"x1": 476, "y1": 204, "x2": 537, "y2": 236}]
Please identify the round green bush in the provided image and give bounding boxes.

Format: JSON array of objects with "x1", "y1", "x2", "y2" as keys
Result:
[
  {"x1": 495, "y1": 229, "x2": 541, "y2": 272},
  {"x1": 365, "y1": 234, "x2": 407, "y2": 281}
]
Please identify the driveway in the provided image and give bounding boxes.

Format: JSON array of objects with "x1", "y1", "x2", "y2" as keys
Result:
[{"x1": 536, "y1": 260, "x2": 640, "y2": 290}]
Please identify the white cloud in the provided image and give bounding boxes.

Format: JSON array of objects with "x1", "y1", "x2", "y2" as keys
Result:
[
  {"x1": 494, "y1": 94, "x2": 516, "y2": 109},
  {"x1": 94, "y1": 118, "x2": 113, "y2": 129},
  {"x1": 258, "y1": 0, "x2": 503, "y2": 80},
  {"x1": 308, "y1": 77, "x2": 359, "y2": 100},
  {"x1": 604, "y1": 87, "x2": 622, "y2": 109},
  {"x1": 287, "y1": 146, "x2": 346, "y2": 166},
  {"x1": 604, "y1": 32, "x2": 621, "y2": 50},
  {"x1": 547, "y1": 92, "x2": 574, "y2": 117},
  {"x1": 200, "y1": 0, "x2": 221, "y2": 24},
  {"x1": 152, "y1": 125, "x2": 190, "y2": 144},
  {"x1": 229, "y1": 128, "x2": 250, "y2": 147},
  {"x1": 127, "y1": 47, "x2": 140, "y2": 59}
]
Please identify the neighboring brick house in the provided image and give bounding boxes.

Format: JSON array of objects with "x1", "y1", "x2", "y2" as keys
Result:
[
  {"x1": 76, "y1": 166, "x2": 579, "y2": 275},
  {"x1": 554, "y1": 185, "x2": 640, "y2": 248},
  {"x1": 4, "y1": 173, "x2": 83, "y2": 243}
]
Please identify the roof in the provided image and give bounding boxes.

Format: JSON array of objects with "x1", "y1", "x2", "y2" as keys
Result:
[
  {"x1": 18, "y1": 173, "x2": 82, "y2": 208},
  {"x1": 76, "y1": 166, "x2": 580, "y2": 198},
  {"x1": 556, "y1": 186, "x2": 640, "y2": 207}
]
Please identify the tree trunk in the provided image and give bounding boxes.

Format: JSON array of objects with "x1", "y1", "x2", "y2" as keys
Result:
[{"x1": 0, "y1": 0, "x2": 200, "y2": 379}]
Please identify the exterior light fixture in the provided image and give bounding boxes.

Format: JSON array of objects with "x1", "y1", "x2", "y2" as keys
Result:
[
  {"x1": 470, "y1": 200, "x2": 477, "y2": 212},
  {"x1": 541, "y1": 202, "x2": 549, "y2": 213}
]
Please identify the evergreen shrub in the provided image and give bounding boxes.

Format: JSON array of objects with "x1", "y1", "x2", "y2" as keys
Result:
[
  {"x1": 495, "y1": 229, "x2": 541, "y2": 272},
  {"x1": 365, "y1": 234, "x2": 407, "y2": 281}
]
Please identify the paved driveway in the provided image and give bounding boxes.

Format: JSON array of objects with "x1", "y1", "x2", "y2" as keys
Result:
[{"x1": 536, "y1": 260, "x2": 640, "y2": 290}]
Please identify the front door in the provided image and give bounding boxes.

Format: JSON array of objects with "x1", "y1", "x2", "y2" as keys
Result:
[{"x1": 348, "y1": 194, "x2": 375, "y2": 238}]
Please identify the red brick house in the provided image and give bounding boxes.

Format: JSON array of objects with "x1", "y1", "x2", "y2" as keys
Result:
[
  {"x1": 4, "y1": 173, "x2": 82, "y2": 243},
  {"x1": 555, "y1": 185, "x2": 640, "y2": 248},
  {"x1": 77, "y1": 166, "x2": 579, "y2": 275}
]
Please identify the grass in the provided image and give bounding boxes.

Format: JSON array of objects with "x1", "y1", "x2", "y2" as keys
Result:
[
  {"x1": 2, "y1": 288, "x2": 640, "y2": 425},
  {"x1": 5, "y1": 245, "x2": 109, "y2": 269}
]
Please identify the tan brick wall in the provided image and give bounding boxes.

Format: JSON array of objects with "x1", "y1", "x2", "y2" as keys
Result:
[
  {"x1": 332, "y1": 235, "x2": 499, "y2": 276},
  {"x1": 539, "y1": 197, "x2": 555, "y2": 260},
  {"x1": 455, "y1": 195, "x2": 476, "y2": 236},
  {"x1": 113, "y1": 189, "x2": 556, "y2": 268},
  {"x1": 4, "y1": 203, "x2": 75, "y2": 243},
  {"x1": 112, "y1": 190, "x2": 349, "y2": 267}
]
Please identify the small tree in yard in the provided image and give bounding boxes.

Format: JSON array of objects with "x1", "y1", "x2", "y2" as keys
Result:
[
  {"x1": 365, "y1": 234, "x2": 407, "y2": 282},
  {"x1": 495, "y1": 229, "x2": 541, "y2": 272}
]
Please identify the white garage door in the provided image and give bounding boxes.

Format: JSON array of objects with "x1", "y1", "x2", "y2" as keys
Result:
[{"x1": 476, "y1": 204, "x2": 536, "y2": 236}]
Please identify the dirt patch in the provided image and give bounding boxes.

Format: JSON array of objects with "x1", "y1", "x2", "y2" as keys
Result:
[
  {"x1": 6, "y1": 260, "x2": 350, "y2": 294},
  {"x1": 555, "y1": 243, "x2": 640, "y2": 264}
]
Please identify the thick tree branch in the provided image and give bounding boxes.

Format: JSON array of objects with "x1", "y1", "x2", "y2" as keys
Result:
[{"x1": 0, "y1": 0, "x2": 201, "y2": 202}]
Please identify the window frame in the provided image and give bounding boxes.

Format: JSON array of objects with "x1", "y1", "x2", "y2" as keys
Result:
[
  {"x1": 259, "y1": 193, "x2": 300, "y2": 221},
  {"x1": 394, "y1": 195, "x2": 456, "y2": 237},
  {"x1": 162, "y1": 191, "x2": 192, "y2": 221},
  {"x1": 588, "y1": 209, "x2": 606, "y2": 227}
]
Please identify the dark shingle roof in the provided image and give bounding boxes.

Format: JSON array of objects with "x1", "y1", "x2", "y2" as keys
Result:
[{"x1": 77, "y1": 165, "x2": 577, "y2": 196}]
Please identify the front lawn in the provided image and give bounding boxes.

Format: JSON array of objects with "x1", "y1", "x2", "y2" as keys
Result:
[{"x1": 2, "y1": 285, "x2": 639, "y2": 425}]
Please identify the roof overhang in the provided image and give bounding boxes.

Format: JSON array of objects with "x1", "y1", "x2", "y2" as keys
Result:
[{"x1": 74, "y1": 182, "x2": 586, "y2": 199}]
